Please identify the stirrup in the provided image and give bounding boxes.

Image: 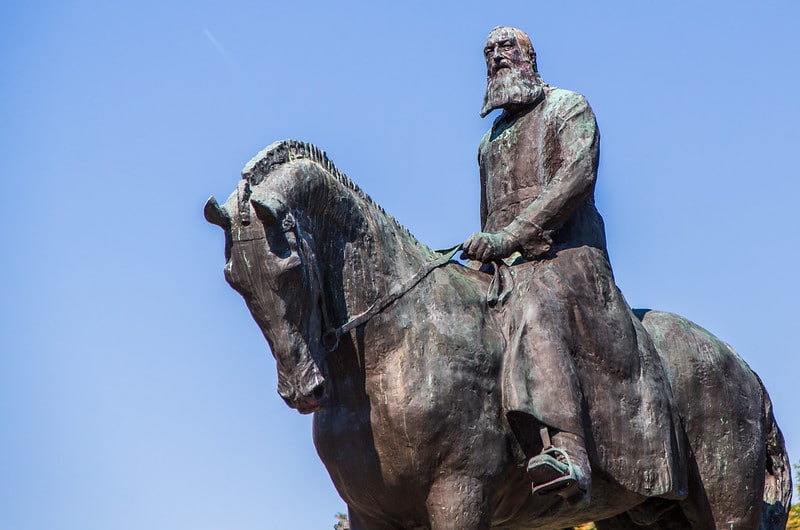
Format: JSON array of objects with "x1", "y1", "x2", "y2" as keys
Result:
[{"x1": 527, "y1": 447, "x2": 582, "y2": 499}]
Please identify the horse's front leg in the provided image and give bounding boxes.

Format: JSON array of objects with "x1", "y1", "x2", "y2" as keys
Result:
[
  {"x1": 347, "y1": 506, "x2": 400, "y2": 530},
  {"x1": 426, "y1": 475, "x2": 491, "y2": 530}
]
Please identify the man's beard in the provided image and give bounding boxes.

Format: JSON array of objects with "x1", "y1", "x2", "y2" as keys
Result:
[{"x1": 480, "y1": 66, "x2": 544, "y2": 118}]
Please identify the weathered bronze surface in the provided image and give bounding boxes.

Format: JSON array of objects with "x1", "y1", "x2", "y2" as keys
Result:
[{"x1": 206, "y1": 27, "x2": 791, "y2": 530}]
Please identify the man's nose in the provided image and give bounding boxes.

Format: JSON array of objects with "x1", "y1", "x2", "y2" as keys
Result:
[{"x1": 491, "y1": 46, "x2": 505, "y2": 62}]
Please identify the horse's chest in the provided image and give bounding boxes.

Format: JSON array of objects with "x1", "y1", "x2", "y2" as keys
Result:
[
  {"x1": 312, "y1": 278, "x2": 509, "y2": 513},
  {"x1": 313, "y1": 401, "x2": 434, "y2": 520}
]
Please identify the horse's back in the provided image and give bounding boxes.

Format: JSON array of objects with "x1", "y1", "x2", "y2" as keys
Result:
[{"x1": 637, "y1": 309, "x2": 791, "y2": 529}]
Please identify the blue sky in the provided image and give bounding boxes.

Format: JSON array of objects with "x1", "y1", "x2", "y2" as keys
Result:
[{"x1": 1, "y1": 1, "x2": 798, "y2": 528}]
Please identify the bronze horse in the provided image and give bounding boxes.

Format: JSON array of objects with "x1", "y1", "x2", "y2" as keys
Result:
[{"x1": 205, "y1": 140, "x2": 791, "y2": 529}]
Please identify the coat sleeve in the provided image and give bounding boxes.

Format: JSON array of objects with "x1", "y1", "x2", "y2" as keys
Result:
[
  {"x1": 478, "y1": 131, "x2": 490, "y2": 230},
  {"x1": 503, "y1": 92, "x2": 600, "y2": 253}
]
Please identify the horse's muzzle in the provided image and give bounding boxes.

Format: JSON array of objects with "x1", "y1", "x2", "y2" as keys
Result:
[{"x1": 280, "y1": 381, "x2": 328, "y2": 414}]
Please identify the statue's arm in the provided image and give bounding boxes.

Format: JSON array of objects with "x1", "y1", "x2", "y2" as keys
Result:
[
  {"x1": 478, "y1": 129, "x2": 492, "y2": 230},
  {"x1": 479, "y1": 141, "x2": 488, "y2": 230},
  {"x1": 463, "y1": 137, "x2": 492, "y2": 268},
  {"x1": 504, "y1": 93, "x2": 600, "y2": 254}
]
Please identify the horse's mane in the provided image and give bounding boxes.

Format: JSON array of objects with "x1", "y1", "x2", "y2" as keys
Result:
[{"x1": 241, "y1": 139, "x2": 426, "y2": 250}]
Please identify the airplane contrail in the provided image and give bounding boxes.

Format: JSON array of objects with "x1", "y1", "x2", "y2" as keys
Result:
[{"x1": 203, "y1": 27, "x2": 231, "y2": 62}]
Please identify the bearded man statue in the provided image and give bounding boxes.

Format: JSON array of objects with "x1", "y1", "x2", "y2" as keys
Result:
[{"x1": 462, "y1": 26, "x2": 687, "y2": 504}]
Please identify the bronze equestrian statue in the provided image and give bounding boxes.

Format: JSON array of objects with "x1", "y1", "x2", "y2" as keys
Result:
[{"x1": 205, "y1": 27, "x2": 791, "y2": 530}]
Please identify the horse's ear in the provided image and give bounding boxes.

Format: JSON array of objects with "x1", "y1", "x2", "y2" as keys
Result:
[
  {"x1": 204, "y1": 196, "x2": 231, "y2": 229},
  {"x1": 251, "y1": 198, "x2": 279, "y2": 226}
]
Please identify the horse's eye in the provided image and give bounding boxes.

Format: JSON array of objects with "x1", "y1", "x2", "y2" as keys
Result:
[
  {"x1": 265, "y1": 227, "x2": 292, "y2": 258},
  {"x1": 281, "y1": 213, "x2": 296, "y2": 232}
]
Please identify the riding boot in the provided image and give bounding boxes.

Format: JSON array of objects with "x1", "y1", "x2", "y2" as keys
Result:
[{"x1": 527, "y1": 428, "x2": 590, "y2": 503}]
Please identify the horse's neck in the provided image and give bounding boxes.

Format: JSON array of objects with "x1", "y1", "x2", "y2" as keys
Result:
[{"x1": 303, "y1": 169, "x2": 435, "y2": 326}]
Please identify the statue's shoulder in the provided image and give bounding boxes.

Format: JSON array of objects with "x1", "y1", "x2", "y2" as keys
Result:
[
  {"x1": 543, "y1": 86, "x2": 596, "y2": 126},
  {"x1": 544, "y1": 86, "x2": 591, "y2": 112}
]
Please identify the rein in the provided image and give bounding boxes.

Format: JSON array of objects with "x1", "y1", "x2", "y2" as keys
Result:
[{"x1": 321, "y1": 244, "x2": 462, "y2": 351}]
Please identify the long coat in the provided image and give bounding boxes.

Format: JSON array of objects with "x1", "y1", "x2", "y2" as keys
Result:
[{"x1": 479, "y1": 86, "x2": 687, "y2": 499}]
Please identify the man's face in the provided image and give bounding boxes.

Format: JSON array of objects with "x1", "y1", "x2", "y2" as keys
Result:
[
  {"x1": 484, "y1": 29, "x2": 525, "y2": 78},
  {"x1": 480, "y1": 27, "x2": 541, "y2": 118}
]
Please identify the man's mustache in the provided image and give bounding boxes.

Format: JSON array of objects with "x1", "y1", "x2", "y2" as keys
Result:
[{"x1": 489, "y1": 59, "x2": 513, "y2": 76}]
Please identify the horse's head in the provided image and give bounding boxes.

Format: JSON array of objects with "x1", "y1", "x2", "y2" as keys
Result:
[{"x1": 205, "y1": 181, "x2": 328, "y2": 414}]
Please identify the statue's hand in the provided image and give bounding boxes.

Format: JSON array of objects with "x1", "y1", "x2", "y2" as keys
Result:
[{"x1": 461, "y1": 231, "x2": 517, "y2": 262}]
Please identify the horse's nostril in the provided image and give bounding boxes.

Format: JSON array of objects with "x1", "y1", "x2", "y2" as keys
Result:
[{"x1": 312, "y1": 384, "x2": 326, "y2": 401}]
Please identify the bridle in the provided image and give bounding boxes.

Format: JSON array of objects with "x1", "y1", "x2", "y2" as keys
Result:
[
  {"x1": 243, "y1": 187, "x2": 463, "y2": 354},
  {"x1": 306, "y1": 239, "x2": 463, "y2": 352}
]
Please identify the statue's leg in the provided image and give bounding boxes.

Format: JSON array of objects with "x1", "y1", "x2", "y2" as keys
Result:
[
  {"x1": 425, "y1": 475, "x2": 490, "y2": 530},
  {"x1": 675, "y1": 467, "x2": 758, "y2": 530},
  {"x1": 502, "y1": 285, "x2": 591, "y2": 501},
  {"x1": 501, "y1": 291, "x2": 585, "y2": 439}
]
